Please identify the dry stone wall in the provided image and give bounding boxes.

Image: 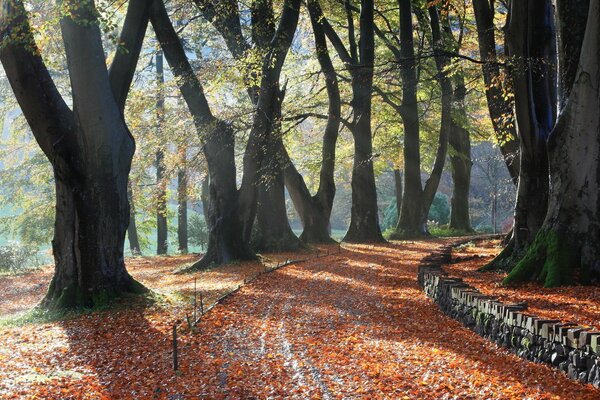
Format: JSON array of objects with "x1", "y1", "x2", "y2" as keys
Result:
[{"x1": 418, "y1": 244, "x2": 600, "y2": 388}]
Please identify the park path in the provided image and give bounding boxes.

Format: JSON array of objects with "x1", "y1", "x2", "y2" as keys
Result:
[
  {"x1": 174, "y1": 240, "x2": 598, "y2": 399},
  {"x1": 1, "y1": 240, "x2": 599, "y2": 399}
]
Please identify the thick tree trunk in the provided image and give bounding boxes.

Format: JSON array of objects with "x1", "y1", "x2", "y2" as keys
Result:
[
  {"x1": 127, "y1": 183, "x2": 142, "y2": 255},
  {"x1": 252, "y1": 139, "x2": 303, "y2": 252},
  {"x1": 150, "y1": 0, "x2": 255, "y2": 269},
  {"x1": 417, "y1": 6, "x2": 452, "y2": 232},
  {"x1": 343, "y1": 0, "x2": 385, "y2": 243},
  {"x1": 155, "y1": 51, "x2": 168, "y2": 255},
  {"x1": 449, "y1": 77, "x2": 473, "y2": 232},
  {"x1": 192, "y1": 121, "x2": 256, "y2": 269},
  {"x1": 1, "y1": 0, "x2": 147, "y2": 308},
  {"x1": 505, "y1": 0, "x2": 600, "y2": 286},
  {"x1": 395, "y1": 0, "x2": 424, "y2": 237},
  {"x1": 252, "y1": 100, "x2": 303, "y2": 252},
  {"x1": 282, "y1": 0, "x2": 340, "y2": 244},
  {"x1": 555, "y1": 0, "x2": 590, "y2": 111},
  {"x1": 486, "y1": 0, "x2": 557, "y2": 270},
  {"x1": 177, "y1": 147, "x2": 188, "y2": 254},
  {"x1": 472, "y1": 0, "x2": 520, "y2": 183}
]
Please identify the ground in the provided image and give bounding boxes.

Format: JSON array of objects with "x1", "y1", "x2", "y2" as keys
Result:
[{"x1": 1, "y1": 240, "x2": 599, "y2": 399}]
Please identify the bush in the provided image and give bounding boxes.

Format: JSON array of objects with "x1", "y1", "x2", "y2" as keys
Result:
[
  {"x1": 188, "y1": 213, "x2": 209, "y2": 250},
  {"x1": 380, "y1": 192, "x2": 451, "y2": 232},
  {"x1": 0, "y1": 241, "x2": 42, "y2": 274}
]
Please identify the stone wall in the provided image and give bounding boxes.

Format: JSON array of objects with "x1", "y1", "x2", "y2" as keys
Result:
[{"x1": 419, "y1": 245, "x2": 600, "y2": 388}]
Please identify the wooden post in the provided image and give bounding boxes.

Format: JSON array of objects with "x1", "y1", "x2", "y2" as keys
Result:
[
  {"x1": 200, "y1": 292, "x2": 204, "y2": 315},
  {"x1": 193, "y1": 278, "x2": 197, "y2": 322},
  {"x1": 172, "y1": 325, "x2": 178, "y2": 371}
]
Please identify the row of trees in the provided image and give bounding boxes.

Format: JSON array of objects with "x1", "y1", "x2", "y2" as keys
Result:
[{"x1": 1, "y1": 0, "x2": 598, "y2": 308}]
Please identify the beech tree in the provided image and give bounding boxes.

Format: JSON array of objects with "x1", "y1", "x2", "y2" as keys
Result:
[
  {"x1": 472, "y1": 0, "x2": 520, "y2": 183},
  {"x1": 0, "y1": 0, "x2": 149, "y2": 308},
  {"x1": 485, "y1": 0, "x2": 557, "y2": 269},
  {"x1": 150, "y1": 0, "x2": 301, "y2": 268},
  {"x1": 505, "y1": 0, "x2": 599, "y2": 286},
  {"x1": 374, "y1": 0, "x2": 452, "y2": 238},
  {"x1": 282, "y1": 0, "x2": 340, "y2": 244},
  {"x1": 316, "y1": 0, "x2": 384, "y2": 243},
  {"x1": 193, "y1": 0, "x2": 304, "y2": 251}
]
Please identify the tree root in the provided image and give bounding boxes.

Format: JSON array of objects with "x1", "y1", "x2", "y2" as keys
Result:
[{"x1": 503, "y1": 230, "x2": 578, "y2": 287}]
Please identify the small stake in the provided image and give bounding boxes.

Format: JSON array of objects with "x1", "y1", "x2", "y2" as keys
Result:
[
  {"x1": 200, "y1": 292, "x2": 204, "y2": 315},
  {"x1": 172, "y1": 325, "x2": 178, "y2": 371},
  {"x1": 193, "y1": 278, "x2": 197, "y2": 323}
]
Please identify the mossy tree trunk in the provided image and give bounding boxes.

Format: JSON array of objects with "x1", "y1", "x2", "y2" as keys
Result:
[
  {"x1": 485, "y1": 0, "x2": 557, "y2": 270},
  {"x1": 505, "y1": 0, "x2": 599, "y2": 286},
  {"x1": 0, "y1": 0, "x2": 149, "y2": 308}
]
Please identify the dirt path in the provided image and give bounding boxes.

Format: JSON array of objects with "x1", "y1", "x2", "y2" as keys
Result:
[{"x1": 1, "y1": 241, "x2": 599, "y2": 399}]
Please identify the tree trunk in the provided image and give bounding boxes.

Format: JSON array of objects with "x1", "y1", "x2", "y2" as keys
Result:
[
  {"x1": 395, "y1": 0, "x2": 424, "y2": 237},
  {"x1": 486, "y1": 0, "x2": 557, "y2": 270},
  {"x1": 282, "y1": 0, "x2": 340, "y2": 244},
  {"x1": 150, "y1": 0, "x2": 255, "y2": 269},
  {"x1": 252, "y1": 140, "x2": 303, "y2": 252},
  {"x1": 155, "y1": 51, "x2": 168, "y2": 255},
  {"x1": 1, "y1": 0, "x2": 147, "y2": 308},
  {"x1": 449, "y1": 76, "x2": 473, "y2": 232},
  {"x1": 505, "y1": 0, "x2": 600, "y2": 286},
  {"x1": 196, "y1": 121, "x2": 256, "y2": 268},
  {"x1": 252, "y1": 100, "x2": 303, "y2": 252},
  {"x1": 472, "y1": 0, "x2": 520, "y2": 183},
  {"x1": 418, "y1": 6, "x2": 452, "y2": 231},
  {"x1": 555, "y1": 0, "x2": 590, "y2": 111},
  {"x1": 177, "y1": 146, "x2": 188, "y2": 254},
  {"x1": 394, "y1": 169, "x2": 403, "y2": 218},
  {"x1": 343, "y1": 0, "x2": 385, "y2": 243},
  {"x1": 127, "y1": 183, "x2": 142, "y2": 255}
]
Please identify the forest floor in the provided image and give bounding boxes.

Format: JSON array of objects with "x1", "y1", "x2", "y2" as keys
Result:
[{"x1": 1, "y1": 239, "x2": 599, "y2": 399}]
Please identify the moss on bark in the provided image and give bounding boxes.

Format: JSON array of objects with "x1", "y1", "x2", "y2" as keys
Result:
[
  {"x1": 503, "y1": 230, "x2": 578, "y2": 287},
  {"x1": 42, "y1": 276, "x2": 147, "y2": 310}
]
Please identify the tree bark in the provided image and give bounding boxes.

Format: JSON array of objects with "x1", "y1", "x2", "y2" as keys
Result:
[
  {"x1": 281, "y1": 0, "x2": 340, "y2": 244},
  {"x1": 335, "y1": 0, "x2": 384, "y2": 243},
  {"x1": 486, "y1": 0, "x2": 557, "y2": 270},
  {"x1": 150, "y1": 0, "x2": 255, "y2": 269},
  {"x1": 555, "y1": 0, "x2": 590, "y2": 111},
  {"x1": 127, "y1": 182, "x2": 142, "y2": 255},
  {"x1": 505, "y1": 0, "x2": 600, "y2": 286},
  {"x1": 251, "y1": 96, "x2": 303, "y2": 252},
  {"x1": 177, "y1": 146, "x2": 188, "y2": 254},
  {"x1": 394, "y1": 0, "x2": 424, "y2": 237},
  {"x1": 449, "y1": 76, "x2": 473, "y2": 232},
  {"x1": 472, "y1": 0, "x2": 520, "y2": 183},
  {"x1": 418, "y1": 6, "x2": 452, "y2": 231},
  {"x1": 1, "y1": 0, "x2": 148, "y2": 308},
  {"x1": 155, "y1": 51, "x2": 168, "y2": 255}
]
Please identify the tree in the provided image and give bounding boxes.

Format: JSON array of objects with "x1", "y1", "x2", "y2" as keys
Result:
[
  {"x1": 155, "y1": 51, "x2": 168, "y2": 255},
  {"x1": 0, "y1": 0, "x2": 149, "y2": 308},
  {"x1": 150, "y1": 0, "x2": 301, "y2": 267},
  {"x1": 485, "y1": 0, "x2": 557, "y2": 270},
  {"x1": 317, "y1": 0, "x2": 385, "y2": 243},
  {"x1": 194, "y1": 0, "x2": 304, "y2": 252},
  {"x1": 282, "y1": 0, "x2": 341, "y2": 244},
  {"x1": 472, "y1": 0, "x2": 520, "y2": 183},
  {"x1": 377, "y1": 1, "x2": 452, "y2": 238},
  {"x1": 505, "y1": 0, "x2": 599, "y2": 286}
]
